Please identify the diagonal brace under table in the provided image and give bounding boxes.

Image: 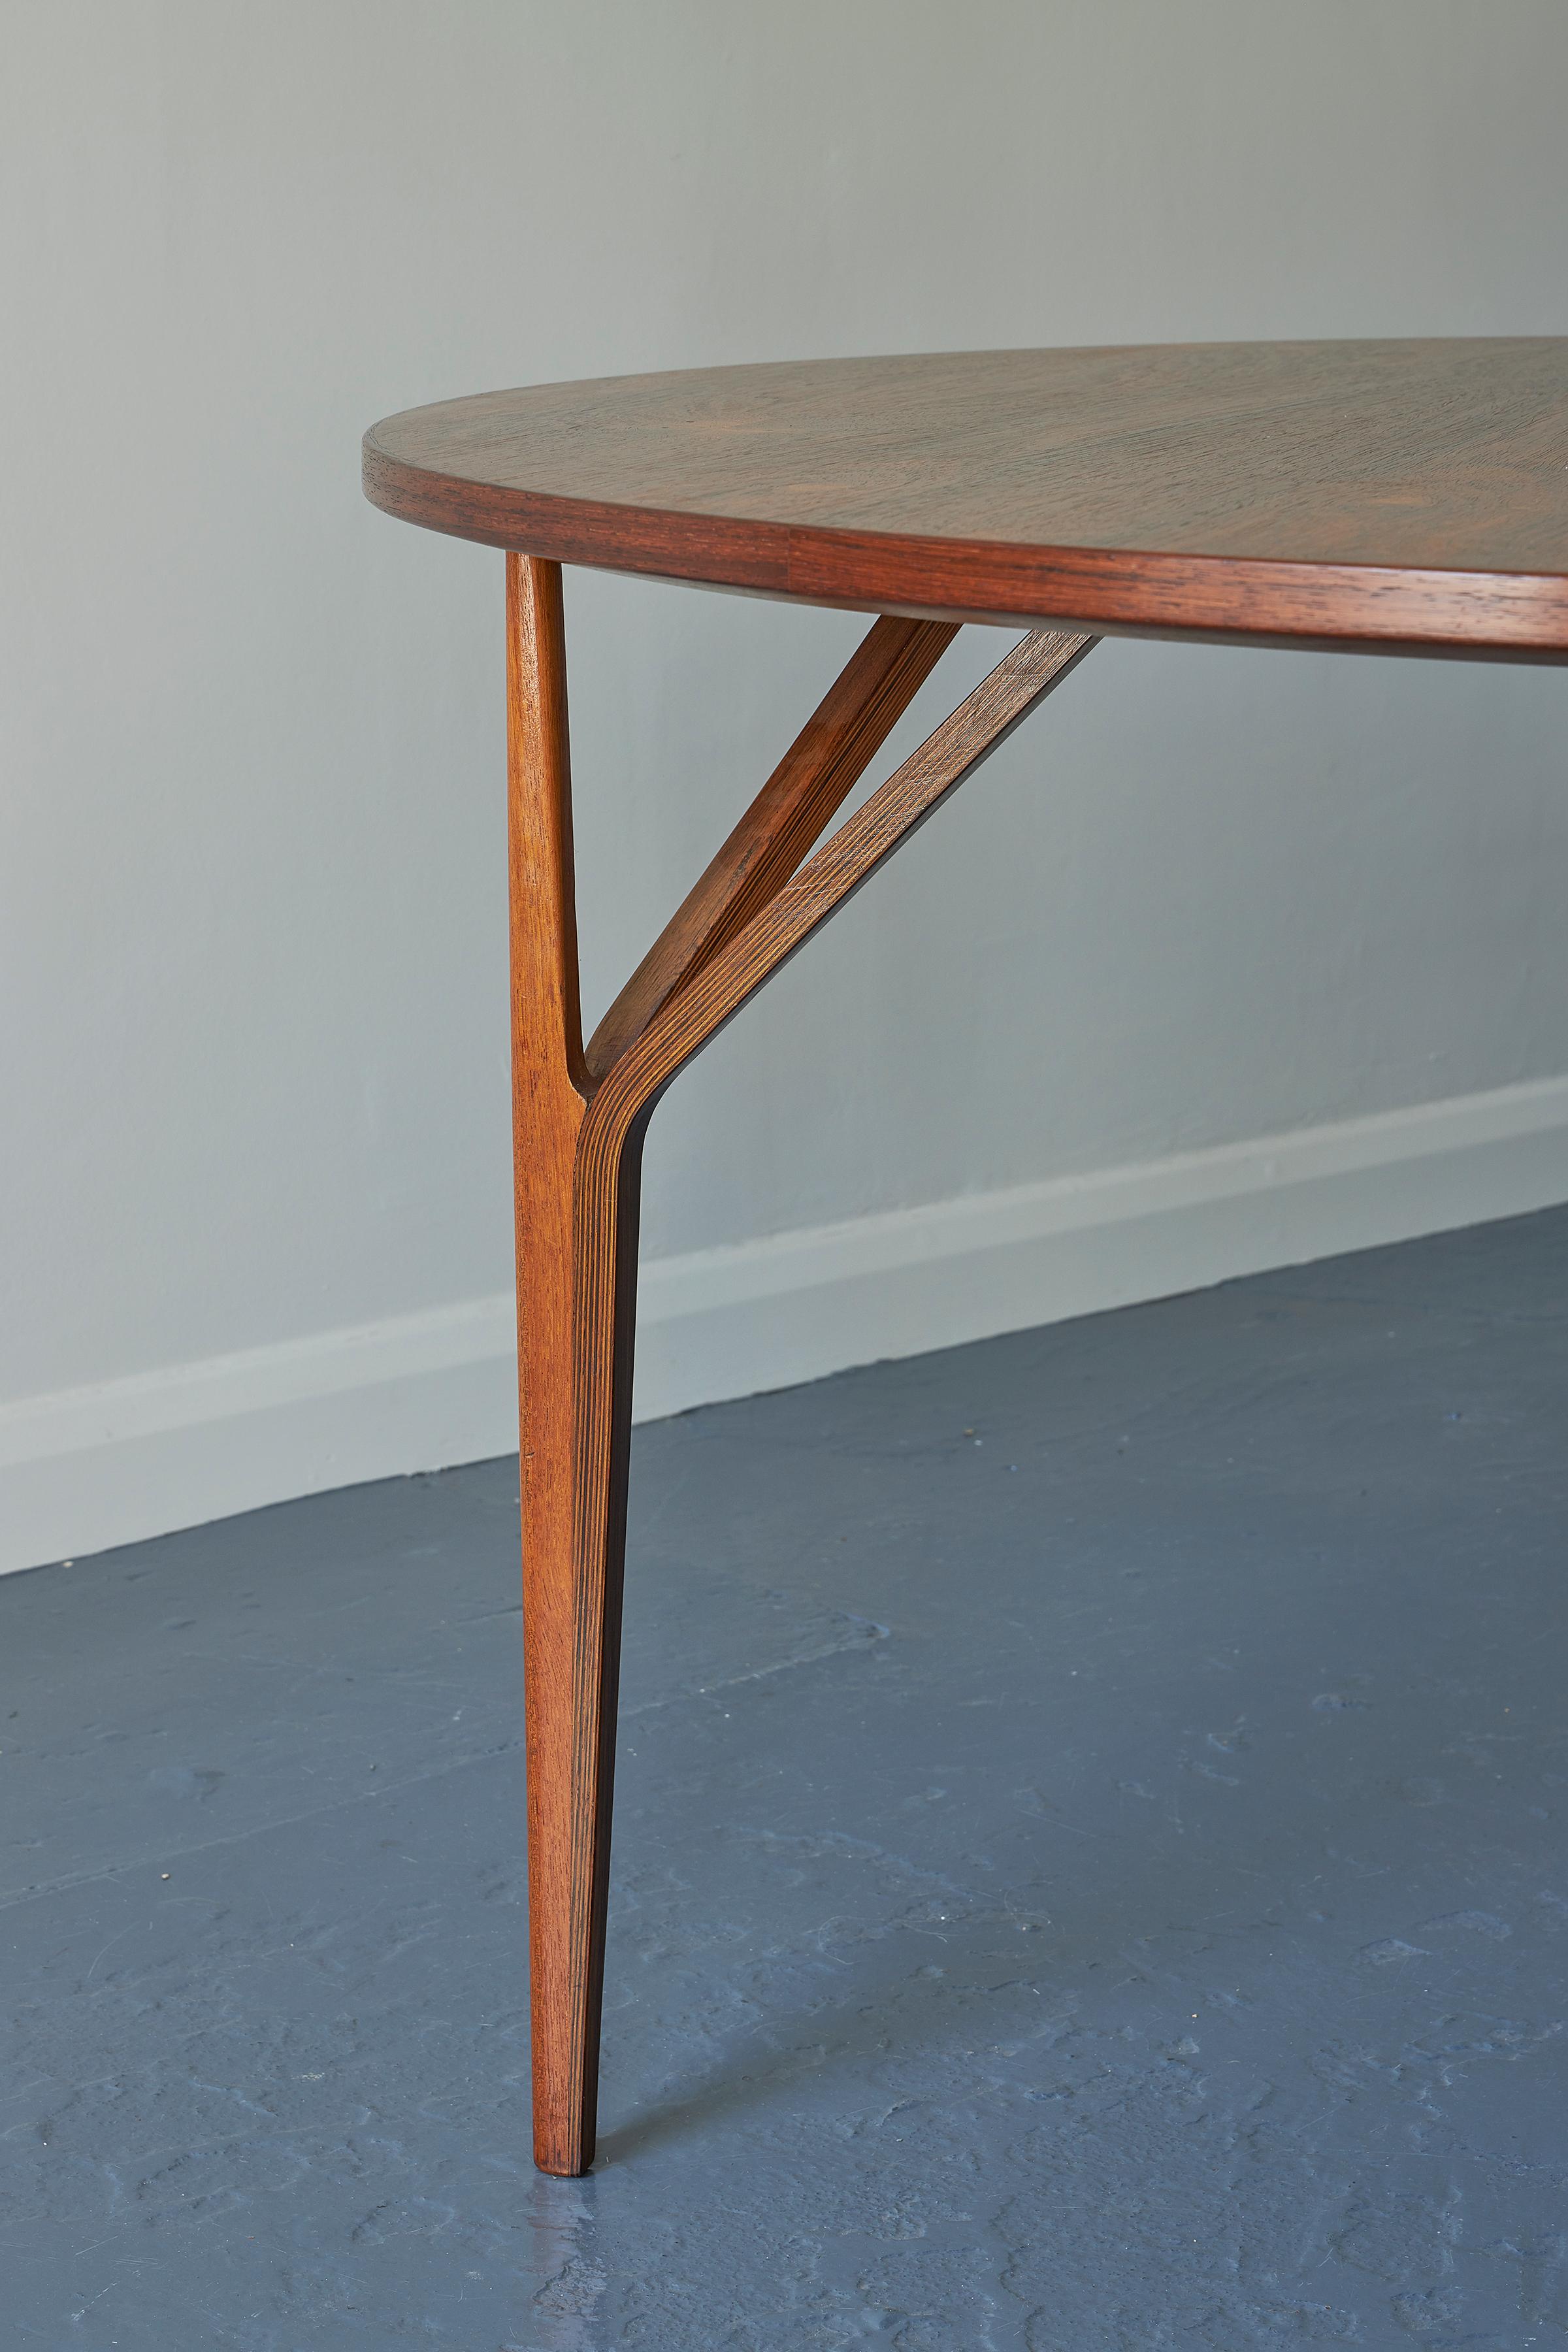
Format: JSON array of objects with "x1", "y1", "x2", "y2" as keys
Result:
[{"x1": 506, "y1": 551, "x2": 1097, "y2": 2173}]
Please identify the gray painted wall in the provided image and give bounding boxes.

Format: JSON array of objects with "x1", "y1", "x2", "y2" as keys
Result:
[{"x1": 2, "y1": 2, "x2": 1565, "y2": 1560}]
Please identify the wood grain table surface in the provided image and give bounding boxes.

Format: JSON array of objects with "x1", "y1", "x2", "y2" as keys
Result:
[{"x1": 365, "y1": 340, "x2": 1568, "y2": 659}]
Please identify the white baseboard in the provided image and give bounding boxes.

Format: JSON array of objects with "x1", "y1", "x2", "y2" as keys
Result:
[{"x1": 4, "y1": 1072, "x2": 1567, "y2": 1577}]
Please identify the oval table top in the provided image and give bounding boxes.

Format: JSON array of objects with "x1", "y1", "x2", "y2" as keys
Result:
[{"x1": 364, "y1": 341, "x2": 1568, "y2": 661}]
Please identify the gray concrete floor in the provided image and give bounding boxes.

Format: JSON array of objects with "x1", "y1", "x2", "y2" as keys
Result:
[{"x1": 5, "y1": 1209, "x2": 1568, "y2": 2350}]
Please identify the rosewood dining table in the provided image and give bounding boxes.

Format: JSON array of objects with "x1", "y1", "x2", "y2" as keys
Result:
[{"x1": 362, "y1": 340, "x2": 1568, "y2": 2175}]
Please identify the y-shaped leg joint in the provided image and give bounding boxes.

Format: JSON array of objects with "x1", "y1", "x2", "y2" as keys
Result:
[{"x1": 506, "y1": 551, "x2": 1096, "y2": 2171}]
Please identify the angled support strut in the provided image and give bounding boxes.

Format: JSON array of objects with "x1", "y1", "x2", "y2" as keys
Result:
[{"x1": 506, "y1": 551, "x2": 1096, "y2": 2172}]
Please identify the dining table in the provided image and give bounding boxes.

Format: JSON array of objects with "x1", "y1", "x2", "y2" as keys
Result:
[{"x1": 363, "y1": 338, "x2": 1568, "y2": 2173}]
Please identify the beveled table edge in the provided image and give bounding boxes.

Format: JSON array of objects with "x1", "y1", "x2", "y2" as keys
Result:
[{"x1": 362, "y1": 423, "x2": 1568, "y2": 665}]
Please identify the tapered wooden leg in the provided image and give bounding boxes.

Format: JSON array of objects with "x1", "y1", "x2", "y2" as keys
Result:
[
  {"x1": 506, "y1": 551, "x2": 1096, "y2": 2173},
  {"x1": 507, "y1": 553, "x2": 632, "y2": 2177}
]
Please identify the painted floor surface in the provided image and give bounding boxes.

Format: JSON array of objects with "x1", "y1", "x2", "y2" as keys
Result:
[{"x1": 3, "y1": 1209, "x2": 1567, "y2": 2349}]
